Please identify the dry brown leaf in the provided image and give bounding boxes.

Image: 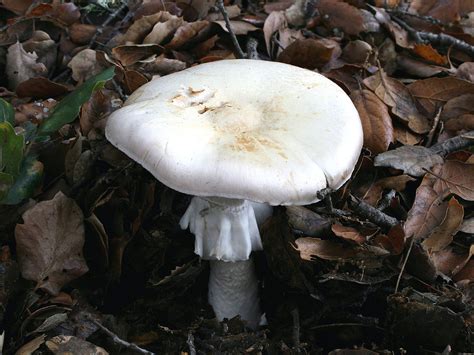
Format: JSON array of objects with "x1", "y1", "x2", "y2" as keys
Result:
[
  {"x1": 114, "y1": 13, "x2": 164, "y2": 45},
  {"x1": 184, "y1": 0, "x2": 216, "y2": 18},
  {"x1": 456, "y1": 62, "x2": 474, "y2": 82},
  {"x1": 22, "y1": 31, "x2": 57, "y2": 72},
  {"x1": 460, "y1": 217, "x2": 474, "y2": 233},
  {"x1": 263, "y1": 11, "x2": 287, "y2": 56},
  {"x1": 15, "y1": 192, "x2": 88, "y2": 295},
  {"x1": 67, "y1": 49, "x2": 104, "y2": 83},
  {"x1": 166, "y1": 20, "x2": 209, "y2": 49},
  {"x1": 408, "y1": 77, "x2": 474, "y2": 117},
  {"x1": 80, "y1": 89, "x2": 118, "y2": 135},
  {"x1": 431, "y1": 245, "x2": 474, "y2": 278},
  {"x1": 454, "y1": 259, "x2": 474, "y2": 282},
  {"x1": 422, "y1": 197, "x2": 464, "y2": 252},
  {"x1": 69, "y1": 23, "x2": 97, "y2": 45},
  {"x1": 397, "y1": 55, "x2": 449, "y2": 78},
  {"x1": 331, "y1": 224, "x2": 366, "y2": 244},
  {"x1": 214, "y1": 20, "x2": 259, "y2": 35},
  {"x1": 412, "y1": 44, "x2": 448, "y2": 66},
  {"x1": 16, "y1": 77, "x2": 69, "y2": 99},
  {"x1": 342, "y1": 40, "x2": 372, "y2": 64},
  {"x1": 294, "y1": 237, "x2": 389, "y2": 262},
  {"x1": 441, "y1": 94, "x2": 474, "y2": 120},
  {"x1": 374, "y1": 145, "x2": 443, "y2": 177},
  {"x1": 278, "y1": 38, "x2": 338, "y2": 70},
  {"x1": 445, "y1": 114, "x2": 474, "y2": 133},
  {"x1": 112, "y1": 44, "x2": 163, "y2": 66},
  {"x1": 404, "y1": 174, "x2": 448, "y2": 239},
  {"x1": 142, "y1": 55, "x2": 187, "y2": 75},
  {"x1": 121, "y1": 69, "x2": 148, "y2": 95},
  {"x1": 393, "y1": 125, "x2": 422, "y2": 145},
  {"x1": 318, "y1": 0, "x2": 365, "y2": 36},
  {"x1": 15, "y1": 335, "x2": 46, "y2": 355},
  {"x1": 143, "y1": 12, "x2": 183, "y2": 45},
  {"x1": 409, "y1": 0, "x2": 462, "y2": 23},
  {"x1": 364, "y1": 71, "x2": 430, "y2": 134},
  {"x1": 286, "y1": 206, "x2": 331, "y2": 237},
  {"x1": 2, "y1": 0, "x2": 33, "y2": 14},
  {"x1": 351, "y1": 89, "x2": 394, "y2": 154},
  {"x1": 361, "y1": 175, "x2": 415, "y2": 206},
  {"x1": 6, "y1": 41, "x2": 47, "y2": 90},
  {"x1": 372, "y1": 6, "x2": 411, "y2": 48},
  {"x1": 324, "y1": 64, "x2": 362, "y2": 92},
  {"x1": 46, "y1": 335, "x2": 108, "y2": 355},
  {"x1": 433, "y1": 160, "x2": 474, "y2": 201}
]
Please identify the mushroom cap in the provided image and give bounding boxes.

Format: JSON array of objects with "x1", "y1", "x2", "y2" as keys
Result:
[{"x1": 106, "y1": 59, "x2": 363, "y2": 205}]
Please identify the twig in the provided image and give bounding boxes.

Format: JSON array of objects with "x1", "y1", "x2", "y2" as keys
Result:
[
  {"x1": 92, "y1": 320, "x2": 155, "y2": 355},
  {"x1": 216, "y1": 0, "x2": 245, "y2": 59},
  {"x1": 88, "y1": 2, "x2": 128, "y2": 49},
  {"x1": 395, "y1": 237, "x2": 415, "y2": 293},
  {"x1": 430, "y1": 130, "x2": 474, "y2": 156},
  {"x1": 390, "y1": 15, "x2": 474, "y2": 57},
  {"x1": 425, "y1": 107, "x2": 442, "y2": 148},
  {"x1": 187, "y1": 332, "x2": 197, "y2": 355},
  {"x1": 349, "y1": 195, "x2": 399, "y2": 229},
  {"x1": 290, "y1": 307, "x2": 301, "y2": 349},
  {"x1": 386, "y1": 9, "x2": 443, "y2": 26}
]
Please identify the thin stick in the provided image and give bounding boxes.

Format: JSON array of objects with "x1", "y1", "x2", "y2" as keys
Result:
[
  {"x1": 92, "y1": 320, "x2": 155, "y2": 355},
  {"x1": 88, "y1": 2, "x2": 128, "y2": 48},
  {"x1": 395, "y1": 237, "x2": 414, "y2": 293},
  {"x1": 216, "y1": 0, "x2": 245, "y2": 59},
  {"x1": 290, "y1": 307, "x2": 300, "y2": 349},
  {"x1": 349, "y1": 195, "x2": 399, "y2": 229},
  {"x1": 187, "y1": 332, "x2": 197, "y2": 355},
  {"x1": 430, "y1": 130, "x2": 474, "y2": 156}
]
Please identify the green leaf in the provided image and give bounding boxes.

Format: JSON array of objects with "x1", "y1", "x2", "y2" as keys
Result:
[
  {"x1": 0, "y1": 172, "x2": 14, "y2": 201},
  {"x1": 0, "y1": 121, "x2": 24, "y2": 177},
  {"x1": 37, "y1": 67, "x2": 115, "y2": 135},
  {"x1": 1, "y1": 156, "x2": 43, "y2": 205},
  {"x1": 0, "y1": 98, "x2": 15, "y2": 125}
]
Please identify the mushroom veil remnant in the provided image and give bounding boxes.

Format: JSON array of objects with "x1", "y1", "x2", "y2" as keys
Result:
[{"x1": 105, "y1": 59, "x2": 363, "y2": 328}]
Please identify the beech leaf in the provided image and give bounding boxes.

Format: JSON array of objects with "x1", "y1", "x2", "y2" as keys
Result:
[
  {"x1": 15, "y1": 191, "x2": 88, "y2": 295},
  {"x1": 433, "y1": 160, "x2": 474, "y2": 201}
]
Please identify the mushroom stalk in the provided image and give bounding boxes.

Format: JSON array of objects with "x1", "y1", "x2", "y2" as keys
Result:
[{"x1": 180, "y1": 196, "x2": 272, "y2": 328}]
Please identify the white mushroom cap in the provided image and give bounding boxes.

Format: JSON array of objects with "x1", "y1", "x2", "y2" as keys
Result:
[{"x1": 105, "y1": 59, "x2": 363, "y2": 205}]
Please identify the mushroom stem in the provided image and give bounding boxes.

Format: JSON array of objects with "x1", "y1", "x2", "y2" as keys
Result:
[{"x1": 208, "y1": 259, "x2": 261, "y2": 328}]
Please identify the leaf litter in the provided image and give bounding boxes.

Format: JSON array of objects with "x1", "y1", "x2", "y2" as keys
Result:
[{"x1": 0, "y1": 0, "x2": 473, "y2": 353}]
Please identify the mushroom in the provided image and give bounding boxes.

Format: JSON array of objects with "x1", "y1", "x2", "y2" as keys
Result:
[{"x1": 105, "y1": 59, "x2": 363, "y2": 328}]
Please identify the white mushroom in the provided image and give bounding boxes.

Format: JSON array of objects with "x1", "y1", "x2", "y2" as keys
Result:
[{"x1": 105, "y1": 59, "x2": 363, "y2": 328}]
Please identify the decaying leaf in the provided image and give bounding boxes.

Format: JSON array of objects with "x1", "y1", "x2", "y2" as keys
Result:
[
  {"x1": 351, "y1": 89, "x2": 394, "y2": 154},
  {"x1": 46, "y1": 335, "x2": 108, "y2": 355},
  {"x1": 112, "y1": 44, "x2": 163, "y2": 66},
  {"x1": 460, "y1": 217, "x2": 474, "y2": 233},
  {"x1": 331, "y1": 224, "x2": 366, "y2": 244},
  {"x1": 15, "y1": 192, "x2": 89, "y2": 295},
  {"x1": 143, "y1": 13, "x2": 184, "y2": 45},
  {"x1": 278, "y1": 38, "x2": 339, "y2": 70},
  {"x1": 166, "y1": 20, "x2": 209, "y2": 49},
  {"x1": 317, "y1": 0, "x2": 365, "y2": 36},
  {"x1": 263, "y1": 11, "x2": 287, "y2": 56},
  {"x1": 404, "y1": 174, "x2": 448, "y2": 239},
  {"x1": 68, "y1": 49, "x2": 104, "y2": 83},
  {"x1": 286, "y1": 206, "x2": 331, "y2": 237},
  {"x1": 360, "y1": 175, "x2": 415, "y2": 206},
  {"x1": 214, "y1": 20, "x2": 259, "y2": 35},
  {"x1": 422, "y1": 197, "x2": 464, "y2": 253},
  {"x1": 374, "y1": 145, "x2": 444, "y2": 177},
  {"x1": 6, "y1": 42, "x2": 47, "y2": 90},
  {"x1": 433, "y1": 160, "x2": 474, "y2": 201},
  {"x1": 364, "y1": 70, "x2": 430, "y2": 133}
]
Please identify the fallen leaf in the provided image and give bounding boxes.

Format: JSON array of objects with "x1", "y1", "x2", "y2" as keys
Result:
[
  {"x1": 68, "y1": 49, "x2": 105, "y2": 83},
  {"x1": 361, "y1": 175, "x2": 415, "y2": 206},
  {"x1": 364, "y1": 70, "x2": 430, "y2": 134},
  {"x1": 214, "y1": 20, "x2": 259, "y2": 35},
  {"x1": 412, "y1": 44, "x2": 448, "y2": 66},
  {"x1": 318, "y1": 0, "x2": 365, "y2": 36},
  {"x1": 286, "y1": 205, "x2": 331, "y2": 237},
  {"x1": 69, "y1": 23, "x2": 97, "y2": 45},
  {"x1": 408, "y1": 77, "x2": 474, "y2": 117},
  {"x1": 143, "y1": 12, "x2": 183, "y2": 45},
  {"x1": 409, "y1": 0, "x2": 462, "y2": 23},
  {"x1": 372, "y1": 6, "x2": 411, "y2": 48},
  {"x1": 15, "y1": 191, "x2": 88, "y2": 295},
  {"x1": 6, "y1": 42, "x2": 47, "y2": 90},
  {"x1": 431, "y1": 245, "x2": 474, "y2": 277},
  {"x1": 454, "y1": 259, "x2": 474, "y2": 282},
  {"x1": 22, "y1": 31, "x2": 57, "y2": 72},
  {"x1": 397, "y1": 55, "x2": 449, "y2": 78},
  {"x1": 80, "y1": 89, "x2": 119, "y2": 135},
  {"x1": 16, "y1": 77, "x2": 69, "y2": 98},
  {"x1": 456, "y1": 62, "x2": 474, "y2": 82},
  {"x1": 374, "y1": 145, "x2": 444, "y2": 177},
  {"x1": 2, "y1": 0, "x2": 33, "y2": 14},
  {"x1": 46, "y1": 335, "x2": 108, "y2": 355},
  {"x1": 324, "y1": 64, "x2": 362, "y2": 92},
  {"x1": 114, "y1": 13, "x2": 165, "y2": 45},
  {"x1": 342, "y1": 40, "x2": 372, "y2": 64},
  {"x1": 166, "y1": 20, "x2": 209, "y2": 49},
  {"x1": 15, "y1": 334, "x2": 46, "y2": 355},
  {"x1": 433, "y1": 160, "x2": 474, "y2": 201},
  {"x1": 441, "y1": 94, "x2": 474, "y2": 120},
  {"x1": 263, "y1": 11, "x2": 287, "y2": 56},
  {"x1": 278, "y1": 38, "x2": 338, "y2": 70},
  {"x1": 331, "y1": 224, "x2": 366, "y2": 244},
  {"x1": 422, "y1": 197, "x2": 464, "y2": 252},
  {"x1": 444, "y1": 114, "x2": 474, "y2": 133},
  {"x1": 112, "y1": 44, "x2": 163, "y2": 66},
  {"x1": 404, "y1": 174, "x2": 448, "y2": 239},
  {"x1": 142, "y1": 55, "x2": 187, "y2": 75},
  {"x1": 393, "y1": 125, "x2": 423, "y2": 145},
  {"x1": 460, "y1": 217, "x2": 474, "y2": 233},
  {"x1": 350, "y1": 89, "x2": 394, "y2": 154}
]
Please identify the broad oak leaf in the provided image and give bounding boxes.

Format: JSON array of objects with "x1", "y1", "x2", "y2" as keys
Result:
[
  {"x1": 350, "y1": 89, "x2": 394, "y2": 154},
  {"x1": 433, "y1": 160, "x2": 474, "y2": 201},
  {"x1": 15, "y1": 191, "x2": 88, "y2": 295},
  {"x1": 404, "y1": 174, "x2": 448, "y2": 239}
]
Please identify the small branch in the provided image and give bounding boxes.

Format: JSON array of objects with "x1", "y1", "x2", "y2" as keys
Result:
[
  {"x1": 430, "y1": 130, "x2": 474, "y2": 156},
  {"x1": 390, "y1": 15, "x2": 474, "y2": 57},
  {"x1": 216, "y1": 0, "x2": 245, "y2": 59},
  {"x1": 349, "y1": 195, "x2": 399, "y2": 229},
  {"x1": 187, "y1": 332, "x2": 197, "y2": 355},
  {"x1": 395, "y1": 237, "x2": 415, "y2": 293},
  {"x1": 92, "y1": 320, "x2": 155, "y2": 355}
]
